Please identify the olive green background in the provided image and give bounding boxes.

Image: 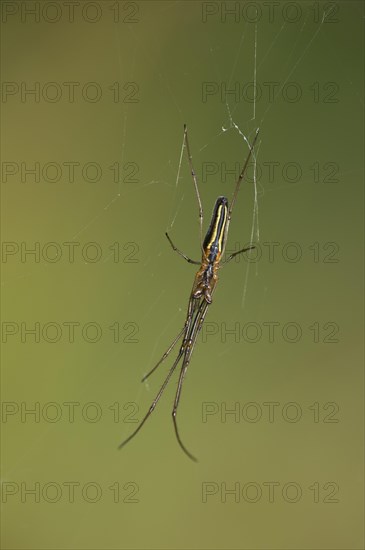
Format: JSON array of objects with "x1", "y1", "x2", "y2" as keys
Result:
[{"x1": 1, "y1": 1, "x2": 364, "y2": 549}]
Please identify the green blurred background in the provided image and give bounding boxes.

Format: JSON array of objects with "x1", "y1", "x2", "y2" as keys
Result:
[{"x1": 1, "y1": 1, "x2": 363, "y2": 548}]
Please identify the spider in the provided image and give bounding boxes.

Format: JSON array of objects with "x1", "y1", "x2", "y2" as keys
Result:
[{"x1": 119, "y1": 124, "x2": 259, "y2": 461}]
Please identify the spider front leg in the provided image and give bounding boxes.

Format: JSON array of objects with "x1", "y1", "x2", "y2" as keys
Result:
[{"x1": 165, "y1": 232, "x2": 200, "y2": 265}]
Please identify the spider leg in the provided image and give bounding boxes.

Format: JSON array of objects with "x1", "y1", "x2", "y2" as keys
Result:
[
  {"x1": 141, "y1": 294, "x2": 198, "y2": 382},
  {"x1": 172, "y1": 299, "x2": 210, "y2": 462},
  {"x1": 165, "y1": 232, "x2": 200, "y2": 265},
  {"x1": 228, "y1": 129, "x2": 260, "y2": 221},
  {"x1": 223, "y1": 245, "x2": 255, "y2": 265},
  {"x1": 184, "y1": 125, "x2": 206, "y2": 259},
  {"x1": 118, "y1": 347, "x2": 185, "y2": 451},
  {"x1": 119, "y1": 297, "x2": 201, "y2": 451},
  {"x1": 141, "y1": 324, "x2": 186, "y2": 383}
]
